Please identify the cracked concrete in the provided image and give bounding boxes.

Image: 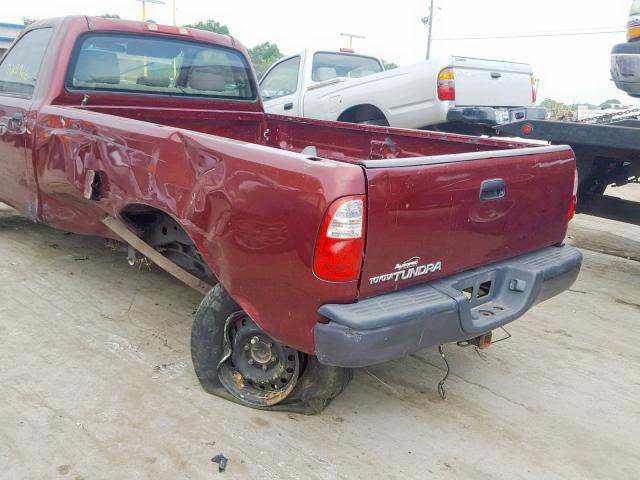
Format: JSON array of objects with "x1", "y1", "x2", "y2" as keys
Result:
[{"x1": 1, "y1": 184, "x2": 639, "y2": 480}]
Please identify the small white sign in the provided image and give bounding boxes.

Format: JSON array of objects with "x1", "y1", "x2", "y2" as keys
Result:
[{"x1": 577, "y1": 105, "x2": 589, "y2": 121}]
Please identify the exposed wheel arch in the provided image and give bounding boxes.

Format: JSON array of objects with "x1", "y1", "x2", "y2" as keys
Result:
[
  {"x1": 337, "y1": 104, "x2": 389, "y2": 126},
  {"x1": 119, "y1": 204, "x2": 217, "y2": 286}
]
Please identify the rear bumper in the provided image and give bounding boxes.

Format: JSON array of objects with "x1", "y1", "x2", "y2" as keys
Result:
[
  {"x1": 315, "y1": 245, "x2": 582, "y2": 368},
  {"x1": 611, "y1": 42, "x2": 640, "y2": 98},
  {"x1": 447, "y1": 106, "x2": 547, "y2": 126}
]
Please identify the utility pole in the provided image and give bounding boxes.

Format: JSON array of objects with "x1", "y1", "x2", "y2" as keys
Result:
[
  {"x1": 137, "y1": 0, "x2": 165, "y2": 21},
  {"x1": 172, "y1": 0, "x2": 176, "y2": 25},
  {"x1": 340, "y1": 32, "x2": 365, "y2": 50},
  {"x1": 422, "y1": 0, "x2": 435, "y2": 60}
]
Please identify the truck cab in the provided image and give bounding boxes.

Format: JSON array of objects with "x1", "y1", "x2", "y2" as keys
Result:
[{"x1": 259, "y1": 49, "x2": 385, "y2": 119}]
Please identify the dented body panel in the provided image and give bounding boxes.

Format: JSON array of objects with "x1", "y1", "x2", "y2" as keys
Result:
[
  {"x1": 34, "y1": 105, "x2": 366, "y2": 352},
  {"x1": 0, "y1": 16, "x2": 579, "y2": 356}
]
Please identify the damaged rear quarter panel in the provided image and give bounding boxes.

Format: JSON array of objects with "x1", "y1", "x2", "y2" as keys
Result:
[{"x1": 34, "y1": 105, "x2": 366, "y2": 352}]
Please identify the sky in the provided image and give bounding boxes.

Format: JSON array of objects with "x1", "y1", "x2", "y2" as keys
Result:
[{"x1": 3, "y1": 0, "x2": 636, "y2": 105}]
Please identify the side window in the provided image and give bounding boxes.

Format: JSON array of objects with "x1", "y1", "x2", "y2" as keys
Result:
[
  {"x1": 0, "y1": 28, "x2": 53, "y2": 98},
  {"x1": 260, "y1": 57, "x2": 301, "y2": 100}
]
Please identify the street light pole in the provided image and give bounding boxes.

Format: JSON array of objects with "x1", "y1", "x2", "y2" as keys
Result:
[
  {"x1": 340, "y1": 33, "x2": 365, "y2": 50},
  {"x1": 136, "y1": 0, "x2": 166, "y2": 22},
  {"x1": 423, "y1": 0, "x2": 435, "y2": 60}
]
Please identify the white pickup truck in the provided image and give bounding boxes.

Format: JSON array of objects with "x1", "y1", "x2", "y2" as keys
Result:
[{"x1": 260, "y1": 50, "x2": 546, "y2": 133}]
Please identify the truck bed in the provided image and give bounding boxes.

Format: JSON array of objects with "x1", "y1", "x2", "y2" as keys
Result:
[
  {"x1": 263, "y1": 114, "x2": 528, "y2": 162},
  {"x1": 75, "y1": 103, "x2": 533, "y2": 162},
  {"x1": 39, "y1": 103, "x2": 575, "y2": 305}
]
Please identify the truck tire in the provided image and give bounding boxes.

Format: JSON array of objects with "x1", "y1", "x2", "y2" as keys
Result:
[{"x1": 191, "y1": 284, "x2": 353, "y2": 414}]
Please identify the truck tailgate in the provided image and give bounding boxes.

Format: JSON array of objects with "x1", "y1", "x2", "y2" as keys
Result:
[
  {"x1": 452, "y1": 57, "x2": 533, "y2": 107},
  {"x1": 358, "y1": 145, "x2": 575, "y2": 298}
]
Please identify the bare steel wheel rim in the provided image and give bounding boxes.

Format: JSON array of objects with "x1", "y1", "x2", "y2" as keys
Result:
[{"x1": 217, "y1": 312, "x2": 300, "y2": 407}]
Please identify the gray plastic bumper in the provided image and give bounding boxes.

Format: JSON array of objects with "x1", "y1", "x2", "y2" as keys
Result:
[
  {"x1": 447, "y1": 106, "x2": 547, "y2": 126},
  {"x1": 611, "y1": 42, "x2": 640, "y2": 98},
  {"x1": 315, "y1": 245, "x2": 582, "y2": 367}
]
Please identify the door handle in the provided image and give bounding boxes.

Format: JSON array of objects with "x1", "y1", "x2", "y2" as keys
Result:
[
  {"x1": 491, "y1": 72, "x2": 502, "y2": 79},
  {"x1": 9, "y1": 112, "x2": 24, "y2": 129},
  {"x1": 283, "y1": 102, "x2": 294, "y2": 111},
  {"x1": 480, "y1": 179, "x2": 507, "y2": 201}
]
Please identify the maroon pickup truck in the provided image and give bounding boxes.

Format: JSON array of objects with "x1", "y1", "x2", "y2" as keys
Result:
[{"x1": 0, "y1": 16, "x2": 581, "y2": 413}]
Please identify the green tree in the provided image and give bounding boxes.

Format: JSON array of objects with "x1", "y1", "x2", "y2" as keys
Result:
[
  {"x1": 248, "y1": 42, "x2": 284, "y2": 79},
  {"x1": 22, "y1": 17, "x2": 38, "y2": 25},
  {"x1": 184, "y1": 19, "x2": 230, "y2": 35},
  {"x1": 540, "y1": 98, "x2": 567, "y2": 110},
  {"x1": 98, "y1": 14, "x2": 121, "y2": 19},
  {"x1": 382, "y1": 60, "x2": 398, "y2": 70}
]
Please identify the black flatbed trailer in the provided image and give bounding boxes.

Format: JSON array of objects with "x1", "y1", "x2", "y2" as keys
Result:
[{"x1": 496, "y1": 119, "x2": 640, "y2": 226}]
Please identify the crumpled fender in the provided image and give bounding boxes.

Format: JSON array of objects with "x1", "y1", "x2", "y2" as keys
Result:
[{"x1": 34, "y1": 105, "x2": 365, "y2": 353}]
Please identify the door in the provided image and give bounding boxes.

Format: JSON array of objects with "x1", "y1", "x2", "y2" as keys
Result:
[
  {"x1": 259, "y1": 56, "x2": 302, "y2": 117},
  {"x1": 0, "y1": 27, "x2": 52, "y2": 216}
]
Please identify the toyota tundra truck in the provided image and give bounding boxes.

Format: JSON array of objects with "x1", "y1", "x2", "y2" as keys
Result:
[{"x1": 0, "y1": 16, "x2": 581, "y2": 413}]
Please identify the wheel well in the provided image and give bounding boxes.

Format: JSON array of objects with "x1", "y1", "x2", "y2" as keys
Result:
[
  {"x1": 337, "y1": 104, "x2": 388, "y2": 125},
  {"x1": 119, "y1": 204, "x2": 217, "y2": 285}
]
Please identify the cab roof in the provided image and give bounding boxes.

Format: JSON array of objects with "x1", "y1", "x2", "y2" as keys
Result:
[{"x1": 26, "y1": 15, "x2": 238, "y2": 50}]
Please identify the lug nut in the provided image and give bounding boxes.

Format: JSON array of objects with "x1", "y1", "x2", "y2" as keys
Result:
[
  {"x1": 248, "y1": 359, "x2": 254, "y2": 365},
  {"x1": 267, "y1": 342, "x2": 273, "y2": 348},
  {"x1": 243, "y1": 345, "x2": 250, "y2": 351},
  {"x1": 250, "y1": 336, "x2": 259, "y2": 345},
  {"x1": 261, "y1": 365, "x2": 267, "y2": 371}
]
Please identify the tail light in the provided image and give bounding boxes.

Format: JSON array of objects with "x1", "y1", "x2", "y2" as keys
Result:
[
  {"x1": 628, "y1": 1, "x2": 640, "y2": 41},
  {"x1": 567, "y1": 168, "x2": 578, "y2": 223},
  {"x1": 314, "y1": 195, "x2": 366, "y2": 282},
  {"x1": 531, "y1": 76, "x2": 538, "y2": 104},
  {"x1": 437, "y1": 67, "x2": 455, "y2": 101}
]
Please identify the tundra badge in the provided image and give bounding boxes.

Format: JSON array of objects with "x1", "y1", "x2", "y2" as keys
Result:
[{"x1": 369, "y1": 257, "x2": 442, "y2": 285}]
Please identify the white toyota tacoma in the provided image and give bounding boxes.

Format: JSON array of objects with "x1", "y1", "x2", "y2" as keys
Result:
[{"x1": 260, "y1": 49, "x2": 545, "y2": 133}]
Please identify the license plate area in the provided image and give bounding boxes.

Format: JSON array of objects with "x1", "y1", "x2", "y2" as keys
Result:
[
  {"x1": 431, "y1": 266, "x2": 539, "y2": 335},
  {"x1": 451, "y1": 270, "x2": 500, "y2": 308},
  {"x1": 495, "y1": 108, "x2": 510, "y2": 124}
]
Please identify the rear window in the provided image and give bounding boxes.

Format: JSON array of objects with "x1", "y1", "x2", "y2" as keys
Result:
[
  {"x1": 66, "y1": 33, "x2": 256, "y2": 100},
  {"x1": 312, "y1": 52, "x2": 383, "y2": 82}
]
